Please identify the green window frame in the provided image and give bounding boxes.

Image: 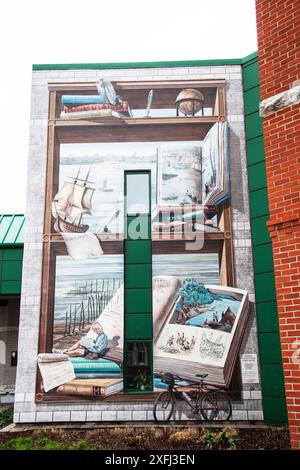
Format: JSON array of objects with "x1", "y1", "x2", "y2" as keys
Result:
[{"x1": 124, "y1": 170, "x2": 153, "y2": 394}]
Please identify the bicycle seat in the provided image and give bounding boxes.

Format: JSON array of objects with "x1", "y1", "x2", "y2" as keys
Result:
[{"x1": 195, "y1": 373, "x2": 208, "y2": 379}]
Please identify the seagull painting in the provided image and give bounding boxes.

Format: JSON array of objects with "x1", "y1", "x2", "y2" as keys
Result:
[{"x1": 96, "y1": 79, "x2": 120, "y2": 105}]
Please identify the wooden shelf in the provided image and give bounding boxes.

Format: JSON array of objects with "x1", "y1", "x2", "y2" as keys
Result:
[
  {"x1": 124, "y1": 116, "x2": 219, "y2": 125},
  {"x1": 40, "y1": 391, "x2": 157, "y2": 403},
  {"x1": 50, "y1": 80, "x2": 223, "y2": 114},
  {"x1": 50, "y1": 231, "x2": 224, "y2": 256},
  {"x1": 54, "y1": 115, "x2": 219, "y2": 127},
  {"x1": 54, "y1": 119, "x2": 216, "y2": 144},
  {"x1": 48, "y1": 79, "x2": 225, "y2": 92},
  {"x1": 54, "y1": 117, "x2": 124, "y2": 127}
]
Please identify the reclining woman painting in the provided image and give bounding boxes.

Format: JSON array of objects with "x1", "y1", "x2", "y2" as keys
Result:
[{"x1": 53, "y1": 322, "x2": 108, "y2": 360}]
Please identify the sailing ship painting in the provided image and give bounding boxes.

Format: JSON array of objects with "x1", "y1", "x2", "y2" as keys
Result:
[{"x1": 52, "y1": 167, "x2": 95, "y2": 233}]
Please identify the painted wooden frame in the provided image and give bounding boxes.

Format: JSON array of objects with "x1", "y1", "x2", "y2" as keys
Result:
[{"x1": 36, "y1": 79, "x2": 235, "y2": 402}]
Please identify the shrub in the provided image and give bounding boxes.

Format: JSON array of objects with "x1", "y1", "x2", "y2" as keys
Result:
[
  {"x1": 169, "y1": 428, "x2": 199, "y2": 444},
  {"x1": 201, "y1": 430, "x2": 218, "y2": 448},
  {"x1": 200, "y1": 426, "x2": 238, "y2": 449},
  {"x1": 215, "y1": 426, "x2": 238, "y2": 449},
  {"x1": 0, "y1": 406, "x2": 14, "y2": 429}
]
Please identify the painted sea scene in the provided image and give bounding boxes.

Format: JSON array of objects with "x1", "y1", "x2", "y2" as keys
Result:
[
  {"x1": 59, "y1": 142, "x2": 159, "y2": 234},
  {"x1": 53, "y1": 253, "x2": 220, "y2": 348},
  {"x1": 58, "y1": 141, "x2": 203, "y2": 234},
  {"x1": 159, "y1": 143, "x2": 202, "y2": 205}
]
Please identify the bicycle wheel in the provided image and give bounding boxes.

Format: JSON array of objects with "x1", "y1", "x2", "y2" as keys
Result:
[
  {"x1": 153, "y1": 391, "x2": 175, "y2": 422},
  {"x1": 200, "y1": 390, "x2": 232, "y2": 421}
]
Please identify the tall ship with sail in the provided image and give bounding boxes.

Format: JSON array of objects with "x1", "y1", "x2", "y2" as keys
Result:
[{"x1": 52, "y1": 168, "x2": 95, "y2": 233}]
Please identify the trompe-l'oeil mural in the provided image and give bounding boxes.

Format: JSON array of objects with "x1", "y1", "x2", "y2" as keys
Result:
[{"x1": 37, "y1": 80, "x2": 249, "y2": 401}]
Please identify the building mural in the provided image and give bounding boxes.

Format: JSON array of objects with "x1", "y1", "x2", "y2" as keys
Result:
[
  {"x1": 14, "y1": 63, "x2": 264, "y2": 423},
  {"x1": 36, "y1": 89, "x2": 250, "y2": 401}
]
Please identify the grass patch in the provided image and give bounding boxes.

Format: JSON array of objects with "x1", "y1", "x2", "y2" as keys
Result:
[
  {"x1": 0, "y1": 426, "x2": 290, "y2": 450},
  {"x1": 0, "y1": 436, "x2": 95, "y2": 451},
  {"x1": 0, "y1": 407, "x2": 13, "y2": 429}
]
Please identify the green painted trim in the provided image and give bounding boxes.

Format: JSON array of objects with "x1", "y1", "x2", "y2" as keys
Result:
[
  {"x1": 242, "y1": 56, "x2": 287, "y2": 425},
  {"x1": 242, "y1": 51, "x2": 258, "y2": 64},
  {"x1": 0, "y1": 243, "x2": 24, "y2": 248},
  {"x1": 262, "y1": 397, "x2": 288, "y2": 425},
  {"x1": 32, "y1": 57, "x2": 244, "y2": 71},
  {"x1": 0, "y1": 214, "x2": 25, "y2": 246},
  {"x1": 124, "y1": 170, "x2": 153, "y2": 394}
]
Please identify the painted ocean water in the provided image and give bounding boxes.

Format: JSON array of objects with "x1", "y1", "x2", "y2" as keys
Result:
[
  {"x1": 59, "y1": 142, "x2": 158, "y2": 234},
  {"x1": 54, "y1": 253, "x2": 220, "y2": 322},
  {"x1": 59, "y1": 141, "x2": 202, "y2": 233},
  {"x1": 54, "y1": 143, "x2": 218, "y2": 324}
]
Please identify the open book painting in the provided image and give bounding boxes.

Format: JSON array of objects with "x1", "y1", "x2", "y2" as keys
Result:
[
  {"x1": 154, "y1": 282, "x2": 249, "y2": 386},
  {"x1": 47, "y1": 257, "x2": 248, "y2": 397},
  {"x1": 158, "y1": 122, "x2": 229, "y2": 207},
  {"x1": 38, "y1": 119, "x2": 249, "y2": 401}
]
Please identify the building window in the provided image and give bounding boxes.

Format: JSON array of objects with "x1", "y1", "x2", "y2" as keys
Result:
[
  {"x1": 0, "y1": 340, "x2": 6, "y2": 365},
  {"x1": 124, "y1": 341, "x2": 153, "y2": 392}
]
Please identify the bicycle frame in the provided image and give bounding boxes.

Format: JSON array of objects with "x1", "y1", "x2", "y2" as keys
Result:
[
  {"x1": 168, "y1": 382, "x2": 204, "y2": 412},
  {"x1": 154, "y1": 376, "x2": 232, "y2": 422}
]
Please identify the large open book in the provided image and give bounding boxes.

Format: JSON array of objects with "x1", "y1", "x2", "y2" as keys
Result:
[
  {"x1": 86, "y1": 276, "x2": 181, "y2": 364},
  {"x1": 88, "y1": 276, "x2": 249, "y2": 388},
  {"x1": 154, "y1": 284, "x2": 249, "y2": 387},
  {"x1": 158, "y1": 122, "x2": 229, "y2": 207}
]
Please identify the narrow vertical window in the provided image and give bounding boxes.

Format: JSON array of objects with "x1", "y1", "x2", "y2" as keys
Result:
[
  {"x1": 124, "y1": 170, "x2": 153, "y2": 393},
  {"x1": 0, "y1": 340, "x2": 6, "y2": 365}
]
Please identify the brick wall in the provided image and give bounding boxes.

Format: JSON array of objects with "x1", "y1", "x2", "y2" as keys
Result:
[
  {"x1": 256, "y1": 0, "x2": 300, "y2": 449},
  {"x1": 256, "y1": 0, "x2": 300, "y2": 100}
]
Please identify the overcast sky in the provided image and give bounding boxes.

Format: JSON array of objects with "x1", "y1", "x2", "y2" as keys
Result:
[{"x1": 0, "y1": 0, "x2": 257, "y2": 214}]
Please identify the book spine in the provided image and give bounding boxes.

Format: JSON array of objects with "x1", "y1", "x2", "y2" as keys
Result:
[
  {"x1": 56, "y1": 384, "x2": 104, "y2": 397},
  {"x1": 70, "y1": 358, "x2": 116, "y2": 364},
  {"x1": 63, "y1": 102, "x2": 128, "y2": 113},
  {"x1": 60, "y1": 109, "x2": 116, "y2": 120},
  {"x1": 72, "y1": 364, "x2": 121, "y2": 372},
  {"x1": 153, "y1": 379, "x2": 168, "y2": 389},
  {"x1": 61, "y1": 95, "x2": 107, "y2": 105},
  {"x1": 73, "y1": 370, "x2": 121, "y2": 374},
  {"x1": 75, "y1": 372, "x2": 123, "y2": 379}
]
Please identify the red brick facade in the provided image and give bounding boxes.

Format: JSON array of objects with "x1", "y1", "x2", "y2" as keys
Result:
[{"x1": 256, "y1": 0, "x2": 300, "y2": 449}]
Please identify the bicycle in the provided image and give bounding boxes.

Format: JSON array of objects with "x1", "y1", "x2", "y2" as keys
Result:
[{"x1": 153, "y1": 372, "x2": 232, "y2": 422}]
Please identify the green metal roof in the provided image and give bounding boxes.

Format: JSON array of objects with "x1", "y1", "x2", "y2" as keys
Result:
[
  {"x1": 0, "y1": 215, "x2": 25, "y2": 246},
  {"x1": 32, "y1": 52, "x2": 258, "y2": 71}
]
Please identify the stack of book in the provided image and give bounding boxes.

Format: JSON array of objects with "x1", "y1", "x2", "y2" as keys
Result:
[
  {"x1": 56, "y1": 378, "x2": 123, "y2": 398},
  {"x1": 60, "y1": 95, "x2": 131, "y2": 120},
  {"x1": 56, "y1": 357, "x2": 123, "y2": 397},
  {"x1": 70, "y1": 357, "x2": 122, "y2": 379}
]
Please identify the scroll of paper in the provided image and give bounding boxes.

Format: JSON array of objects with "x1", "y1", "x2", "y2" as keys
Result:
[{"x1": 37, "y1": 353, "x2": 75, "y2": 392}]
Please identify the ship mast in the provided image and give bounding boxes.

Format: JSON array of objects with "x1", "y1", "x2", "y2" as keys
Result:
[
  {"x1": 65, "y1": 166, "x2": 81, "y2": 221},
  {"x1": 78, "y1": 167, "x2": 91, "y2": 226}
]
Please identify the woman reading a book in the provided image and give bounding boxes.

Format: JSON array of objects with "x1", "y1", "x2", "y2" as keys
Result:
[{"x1": 53, "y1": 322, "x2": 108, "y2": 359}]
